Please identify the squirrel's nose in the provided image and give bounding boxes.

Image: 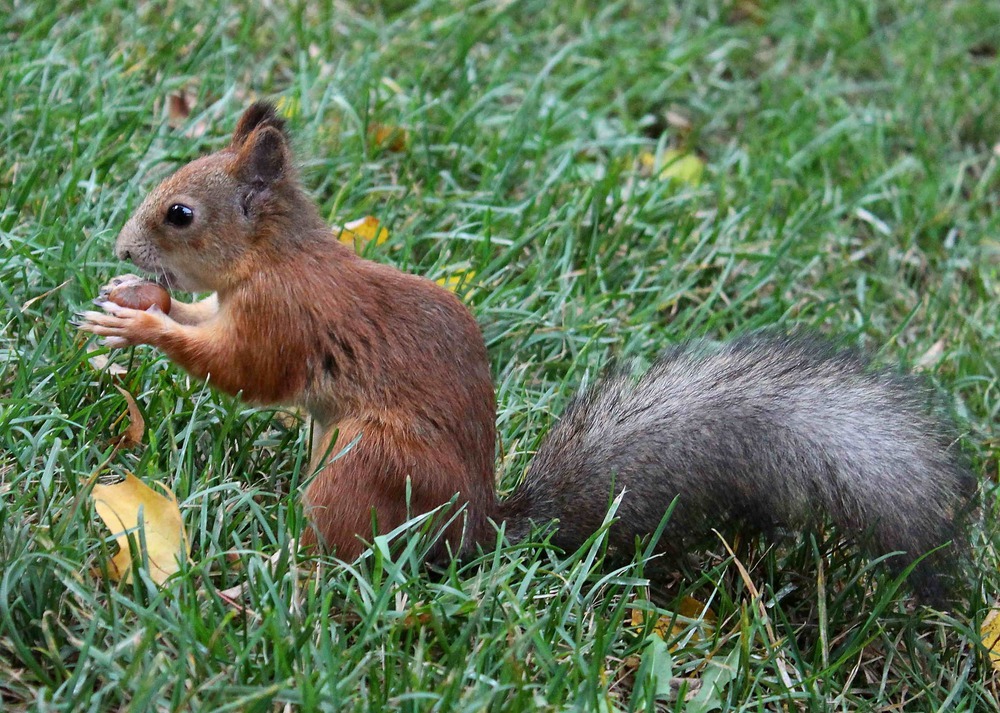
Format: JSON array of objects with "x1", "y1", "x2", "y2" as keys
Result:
[
  {"x1": 114, "y1": 236, "x2": 133, "y2": 262},
  {"x1": 114, "y1": 218, "x2": 138, "y2": 262}
]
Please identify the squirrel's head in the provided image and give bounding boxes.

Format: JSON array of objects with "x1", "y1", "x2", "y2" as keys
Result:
[{"x1": 115, "y1": 101, "x2": 300, "y2": 292}]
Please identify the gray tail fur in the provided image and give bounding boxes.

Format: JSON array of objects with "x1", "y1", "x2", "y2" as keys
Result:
[{"x1": 499, "y1": 333, "x2": 976, "y2": 603}]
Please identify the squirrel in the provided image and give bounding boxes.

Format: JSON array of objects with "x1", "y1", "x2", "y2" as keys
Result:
[{"x1": 78, "y1": 101, "x2": 976, "y2": 604}]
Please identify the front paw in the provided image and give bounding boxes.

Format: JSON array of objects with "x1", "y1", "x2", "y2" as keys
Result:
[{"x1": 77, "y1": 301, "x2": 169, "y2": 349}]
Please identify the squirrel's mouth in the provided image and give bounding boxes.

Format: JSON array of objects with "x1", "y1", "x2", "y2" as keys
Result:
[
  {"x1": 121, "y1": 250, "x2": 179, "y2": 291},
  {"x1": 149, "y1": 269, "x2": 178, "y2": 291}
]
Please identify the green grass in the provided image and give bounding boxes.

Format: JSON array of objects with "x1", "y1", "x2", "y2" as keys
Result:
[{"x1": 3, "y1": 0, "x2": 1000, "y2": 709}]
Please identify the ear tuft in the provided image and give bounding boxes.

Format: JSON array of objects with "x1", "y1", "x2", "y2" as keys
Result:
[
  {"x1": 236, "y1": 126, "x2": 287, "y2": 186},
  {"x1": 231, "y1": 101, "x2": 287, "y2": 148}
]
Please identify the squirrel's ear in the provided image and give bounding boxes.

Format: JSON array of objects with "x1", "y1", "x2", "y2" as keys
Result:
[
  {"x1": 231, "y1": 101, "x2": 286, "y2": 149},
  {"x1": 235, "y1": 126, "x2": 287, "y2": 185}
]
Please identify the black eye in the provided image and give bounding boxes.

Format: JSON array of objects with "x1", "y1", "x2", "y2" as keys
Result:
[{"x1": 165, "y1": 203, "x2": 194, "y2": 227}]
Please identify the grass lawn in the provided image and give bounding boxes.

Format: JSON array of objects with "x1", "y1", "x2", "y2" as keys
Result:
[{"x1": 3, "y1": 0, "x2": 1000, "y2": 709}]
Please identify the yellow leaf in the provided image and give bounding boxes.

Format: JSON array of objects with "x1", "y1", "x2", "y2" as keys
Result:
[
  {"x1": 631, "y1": 595, "x2": 716, "y2": 646},
  {"x1": 638, "y1": 148, "x2": 704, "y2": 185},
  {"x1": 368, "y1": 123, "x2": 409, "y2": 152},
  {"x1": 337, "y1": 216, "x2": 390, "y2": 249},
  {"x1": 275, "y1": 95, "x2": 300, "y2": 119},
  {"x1": 92, "y1": 473, "x2": 189, "y2": 585},
  {"x1": 676, "y1": 594, "x2": 716, "y2": 623},
  {"x1": 436, "y1": 270, "x2": 476, "y2": 293},
  {"x1": 981, "y1": 606, "x2": 1000, "y2": 671}
]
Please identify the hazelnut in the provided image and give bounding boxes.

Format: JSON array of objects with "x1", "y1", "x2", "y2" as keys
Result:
[{"x1": 107, "y1": 281, "x2": 171, "y2": 313}]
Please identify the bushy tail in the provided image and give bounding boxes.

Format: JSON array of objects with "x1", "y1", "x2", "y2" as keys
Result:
[{"x1": 500, "y1": 333, "x2": 976, "y2": 602}]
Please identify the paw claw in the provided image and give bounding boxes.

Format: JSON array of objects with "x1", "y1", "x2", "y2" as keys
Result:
[{"x1": 94, "y1": 301, "x2": 124, "y2": 315}]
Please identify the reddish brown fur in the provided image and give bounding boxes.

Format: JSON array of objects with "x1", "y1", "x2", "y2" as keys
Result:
[
  {"x1": 78, "y1": 103, "x2": 976, "y2": 604},
  {"x1": 81, "y1": 101, "x2": 498, "y2": 557}
]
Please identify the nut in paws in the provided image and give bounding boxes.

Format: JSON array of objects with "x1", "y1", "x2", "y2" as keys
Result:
[{"x1": 77, "y1": 301, "x2": 166, "y2": 348}]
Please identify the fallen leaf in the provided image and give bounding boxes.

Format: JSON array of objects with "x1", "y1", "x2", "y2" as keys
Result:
[
  {"x1": 631, "y1": 595, "x2": 716, "y2": 645},
  {"x1": 113, "y1": 385, "x2": 145, "y2": 448},
  {"x1": 167, "y1": 91, "x2": 194, "y2": 127},
  {"x1": 86, "y1": 344, "x2": 128, "y2": 376},
  {"x1": 677, "y1": 595, "x2": 717, "y2": 623},
  {"x1": 336, "y1": 216, "x2": 390, "y2": 249},
  {"x1": 436, "y1": 270, "x2": 476, "y2": 293},
  {"x1": 368, "y1": 123, "x2": 409, "y2": 152},
  {"x1": 402, "y1": 604, "x2": 433, "y2": 629},
  {"x1": 166, "y1": 90, "x2": 207, "y2": 138},
  {"x1": 665, "y1": 110, "x2": 693, "y2": 132},
  {"x1": 92, "y1": 472, "x2": 189, "y2": 585},
  {"x1": 276, "y1": 95, "x2": 300, "y2": 119},
  {"x1": 729, "y1": 0, "x2": 765, "y2": 25},
  {"x1": 982, "y1": 606, "x2": 1000, "y2": 671},
  {"x1": 914, "y1": 339, "x2": 946, "y2": 371},
  {"x1": 639, "y1": 148, "x2": 705, "y2": 185}
]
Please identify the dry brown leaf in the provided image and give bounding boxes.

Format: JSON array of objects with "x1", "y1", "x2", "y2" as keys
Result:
[
  {"x1": 92, "y1": 472, "x2": 189, "y2": 585},
  {"x1": 368, "y1": 123, "x2": 409, "y2": 152},
  {"x1": 167, "y1": 91, "x2": 195, "y2": 129},
  {"x1": 167, "y1": 92, "x2": 194, "y2": 127},
  {"x1": 113, "y1": 385, "x2": 145, "y2": 448},
  {"x1": 167, "y1": 90, "x2": 207, "y2": 137},
  {"x1": 402, "y1": 606, "x2": 433, "y2": 629},
  {"x1": 730, "y1": 0, "x2": 765, "y2": 24}
]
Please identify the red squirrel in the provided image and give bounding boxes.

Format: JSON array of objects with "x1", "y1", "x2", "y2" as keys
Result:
[{"x1": 79, "y1": 102, "x2": 974, "y2": 602}]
